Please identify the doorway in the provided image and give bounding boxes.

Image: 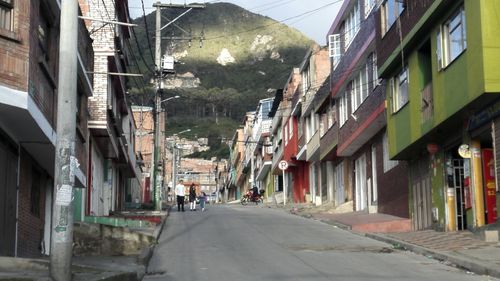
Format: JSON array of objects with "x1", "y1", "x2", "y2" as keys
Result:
[
  {"x1": 411, "y1": 158, "x2": 433, "y2": 230},
  {"x1": 446, "y1": 158, "x2": 466, "y2": 230},
  {"x1": 0, "y1": 136, "x2": 18, "y2": 256},
  {"x1": 355, "y1": 154, "x2": 367, "y2": 211}
]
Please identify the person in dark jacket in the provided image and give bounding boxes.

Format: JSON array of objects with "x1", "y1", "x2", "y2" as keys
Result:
[{"x1": 189, "y1": 183, "x2": 197, "y2": 211}]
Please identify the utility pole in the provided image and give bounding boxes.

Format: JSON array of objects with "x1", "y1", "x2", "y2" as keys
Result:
[
  {"x1": 152, "y1": 1, "x2": 204, "y2": 211},
  {"x1": 50, "y1": 0, "x2": 78, "y2": 279}
]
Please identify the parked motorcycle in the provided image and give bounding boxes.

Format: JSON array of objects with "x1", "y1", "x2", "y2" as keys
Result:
[{"x1": 240, "y1": 189, "x2": 265, "y2": 205}]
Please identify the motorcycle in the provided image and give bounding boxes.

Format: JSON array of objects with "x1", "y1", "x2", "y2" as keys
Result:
[{"x1": 240, "y1": 189, "x2": 265, "y2": 205}]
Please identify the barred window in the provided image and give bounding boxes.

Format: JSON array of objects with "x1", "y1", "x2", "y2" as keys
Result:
[{"x1": 0, "y1": 0, "x2": 13, "y2": 31}]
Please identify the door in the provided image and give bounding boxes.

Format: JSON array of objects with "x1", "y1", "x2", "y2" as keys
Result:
[
  {"x1": 0, "y1": 137, "x2": 18, "y2": 256},
  {"x1": 335, "y1": 162, "x2": 345, "y2": 206},
  {"x1": 369, "y1": 145, "x2": 378, "y2": 213},
  {"x1": 320, "y1": 162, "x2": 328, "y2": 204},
  {"x1": 355, "y1": 154, "x2": 367, "y2": 211},
  {"x1": 411, "y1": 158, "x2": 433, "y2": 230},
  {"x1": 450, "y1": 159, "x2": 466, "y2": 230}
]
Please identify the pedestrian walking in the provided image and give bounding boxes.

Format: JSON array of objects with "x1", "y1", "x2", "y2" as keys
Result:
[
  {"x1": 189, "y1": 183, "x2": 197, "y2": 211},
  {"x1": 199, "y1": 192, "x2": 207, "y2": 212},
  {"x1": 175, "y1": 180, "x2": 185, "y2": 212}
]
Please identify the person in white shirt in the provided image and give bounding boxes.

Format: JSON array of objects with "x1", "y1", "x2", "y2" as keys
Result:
[{"x1": 174, "y1": 179, "x2": 186, "y2": 212}]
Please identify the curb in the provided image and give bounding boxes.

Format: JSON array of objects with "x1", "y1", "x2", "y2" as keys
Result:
[
  {"x1": 365, "y1": 233, "x2": 500, "y2": 279},
  {"x1": 139, "y1": 205, "x2": 170, "y2": 280},
  {"x1": 281, "y1": 209, "x2": 500, "y2": 279}
]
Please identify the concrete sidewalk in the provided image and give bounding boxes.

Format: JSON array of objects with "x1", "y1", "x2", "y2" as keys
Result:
[
  {"x1": 282, "y1": 203, "x2": 500, "y2": 279},
  {"x1": 0, "y1": 209, "x2": 169, "y2": 281}
]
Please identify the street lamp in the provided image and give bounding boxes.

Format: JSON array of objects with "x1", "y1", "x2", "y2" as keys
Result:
[
  {"x1": 153, "y1": 95, "x2": 180, "y2": 211},
  {"x1": 160, "y1": 95, "x2": 180, "y2": 104}
]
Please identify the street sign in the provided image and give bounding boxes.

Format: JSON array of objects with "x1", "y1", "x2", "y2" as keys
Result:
[{"x1": 279, "y1": 160, "x2": 288, "y2": 170}]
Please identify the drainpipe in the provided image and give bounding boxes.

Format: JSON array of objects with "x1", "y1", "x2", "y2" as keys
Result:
[
  {"x1": 446, "y1": 187, "x2": 456, "y2": 231},
  {"x1": 471, "y1": 140, "x2": 485, "y2": 227}
]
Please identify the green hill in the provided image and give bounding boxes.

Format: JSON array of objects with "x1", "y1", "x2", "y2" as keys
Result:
[{"x1": 128, "y1": 2, "x2": 314, "y2": 157}]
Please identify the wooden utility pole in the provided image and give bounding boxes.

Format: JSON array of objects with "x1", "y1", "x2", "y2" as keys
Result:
[{"x1": 50, "y1": 0, "x2": 79, "y2": 279}]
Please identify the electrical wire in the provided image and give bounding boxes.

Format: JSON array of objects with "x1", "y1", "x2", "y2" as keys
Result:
[
  {"x1": 204, "y1": 0, "x2": 343, "y2": 41},
  {"x1": 254, "y1": 0, "x2": 299, "y2": 13},
  {"x1": 140, "y1": 0, "x2": 157, "y2": 65}
]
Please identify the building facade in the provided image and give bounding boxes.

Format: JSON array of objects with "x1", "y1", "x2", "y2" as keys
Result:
[
  {"x1": 324, "y1": 0, "x2": 409, "y2": 216},
  {"x1": 0, "y1": 0, "x2": 93, "y2": 257},
  {"x1": 84, "y1": 0, "x2": 140, "y2": 217},
  {"x1": 376, "y1": 0, "x2": 500, "y2": 230}
]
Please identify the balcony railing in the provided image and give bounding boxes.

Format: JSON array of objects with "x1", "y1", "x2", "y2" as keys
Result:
[{"x1": 421, "y1": 82, "x2": 433, "y2": 123}]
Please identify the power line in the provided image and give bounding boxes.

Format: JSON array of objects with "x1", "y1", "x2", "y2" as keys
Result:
[
  {"x1": 130, "y1": 24, "x2": 156, "y2": 73},
  {"x1": 141, "y1": 0, "x2": 157, "y2": 65},
  {"x1": 204, "y1": 0, "x2": 343, "y2": 41},
  {"x1": 254, "y1": 0, "x2": 299, "y2": 13}
]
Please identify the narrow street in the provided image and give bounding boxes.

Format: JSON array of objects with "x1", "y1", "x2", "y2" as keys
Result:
[{"x1": 144, "y1": 205, "x2": 498, "y2": 281}]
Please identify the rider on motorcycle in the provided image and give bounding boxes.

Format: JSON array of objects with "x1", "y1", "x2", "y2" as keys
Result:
[{"x1": 252, "y1": 185, "x2": 259, "y2": 201}]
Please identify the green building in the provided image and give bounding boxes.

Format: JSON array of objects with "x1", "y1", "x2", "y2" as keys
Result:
[{"x1": 376, "y1": 0, "x2": 500, "y2": 231}]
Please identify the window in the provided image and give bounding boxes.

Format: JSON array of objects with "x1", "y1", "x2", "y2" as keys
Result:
[
  {"x1": 381, "y1": 0, "x2": 405, "y2": 35},
  {"x1": 350, "y1": 64, "x2": 369, "y2": 113},
  {"x1": 284, "y1": 124, "x2": 288, "y2": 145},
  {"x1": 288, "y1": 119, "x2": 293, "y2": 139},
  {"x1": 319, "y1": 113, "x2": 326, "y2": 136},
  {"x1": 38, "y1": 14, "x2": 50, "y2": 61},
  {"x1": 0, "y1": 0, "x2": 13, "y2": 31},
  {"x1": 365, "y1": 0, "x2": 377, "y2": 18},
  {"x1": 339, "y1": 93, "x2": 349, "y2": 127},
  {"x1": 298, "y1": 116, "x2": 303, "y2": 137},
  {"x1": 328, "y1": 101, "x2": 335, "y2": 129},
  {"x1": 383, "y1": 132, "x2": 398, "y2": 172},
  {"x1": 391, "y1": 66, "x2": 409, "y2": 112},
  {"x1": 371, "y1": 52, "x2": 378, "y2": 89},
  {"x1": 344, "y1": 0, "x2": 360, "y2": 50},
  {"x1": 302, "y1": 66, "x2": 311, "y2": 94},
  {"x1": 361, "y1": 63, "x2": 368, "y2": 100},
  {"x1": 328, "y1": 34, "x2": 341, "y2": 70},
  {"x1": 260, "y1": 100, "x2": 272, "y2": 119},
  {"x1": 437, "y1": 6, "x2": 466, "y2": 69}
]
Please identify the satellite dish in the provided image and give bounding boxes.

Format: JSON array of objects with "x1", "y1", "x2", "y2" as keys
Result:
[{"x1": 458, "y1": 144, "x2": 471, "y2": 158}]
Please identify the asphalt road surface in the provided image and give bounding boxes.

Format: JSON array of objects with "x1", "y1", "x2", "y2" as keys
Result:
[{"x1": 143, "y1": 204, "x2": 498, "y2": 281}]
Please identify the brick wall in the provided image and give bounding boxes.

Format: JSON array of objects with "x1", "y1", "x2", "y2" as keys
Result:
[
  {"x1": 17, "y1": 151, "x2": 48, "y2": 258},
  {"x1": 373, "y1": 132, "x2": 409, "y2": 218},
  {"x1": 28, "y1": 0, "x2": 60, "y2": 127},
  {"x1": 375, "y1": 0, "x2": 457, "y2": 76},
  {"x1": 0, "y1": 0, "x2": 30, "y2": 91},
  {"x1": 338, "y1": 82, "x2": 386, "y2": 145},
  {"x1": 87, "y1": 0, "x2": 116, "y2": 122}
]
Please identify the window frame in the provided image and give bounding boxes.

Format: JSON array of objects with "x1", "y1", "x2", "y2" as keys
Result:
[
  {"x1": 339, "y1": 93, "x2": 349, "y2": 127},
  {"x1": 383, "y1": 132, "x2": 398, "y2": 172},
  {"x1": 364, "y1": 0, "x2": 377, "y2": 18},
  {"x1": 328, "y1": 34, "x2": 341, "y2": 70},
  {"x1": 344, "y1": 0, "x2": 360, "y2": 51},
  {"x1": 391, "y1": 66, "x2": 409, "y2": 113},
  {"x1": 381, "y1": 0, "x2": 405, "y2": 35},
  {"x1": 437, "y1": 5, "x2": 466, "y2": 70},
  {"x1": 0, "y1": 0, "x2": 14, "y2": 31},
  {"x1": 371, "y1": 52, "x2": 378, "y2": 90}
]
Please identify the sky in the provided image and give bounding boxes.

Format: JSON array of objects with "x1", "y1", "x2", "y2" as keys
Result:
[{"x1": 128, "y1": 0, "x2": 343, "y2": 45}]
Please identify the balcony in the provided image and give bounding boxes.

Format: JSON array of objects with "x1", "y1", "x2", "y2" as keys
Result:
[
  {"x1": 256, "y1": 158, "x2": 272, "y2": 181},
  {"x1": 306, "y1": 130, "x2": 320, "y2": 162},
  {"x1": 320, "y1": 123, "x2": 339, "y2": 161},
  {"x1": 271, "y1": 143, "x2": 284, "y2": 173}
]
